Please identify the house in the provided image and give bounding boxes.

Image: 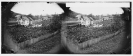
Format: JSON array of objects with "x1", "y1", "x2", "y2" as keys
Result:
[{"x1": 103, "y1": 17, "x2": 109, "y2": 20}]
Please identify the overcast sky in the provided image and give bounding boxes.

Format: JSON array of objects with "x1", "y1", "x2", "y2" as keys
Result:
[
  {"x1": 67, "y1": 3, "x2": 130, "y2": 15},
  {"x1": 11, "y1": 2, "x2": 130, "y2": 15},
  {"x1": 11, "y1": 2, "x2": 64, "y2": 15}
]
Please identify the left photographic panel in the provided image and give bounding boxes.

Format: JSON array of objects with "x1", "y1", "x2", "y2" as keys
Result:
[{"x1": 2, "y1": 2, "x2": 64, "y2": 54}]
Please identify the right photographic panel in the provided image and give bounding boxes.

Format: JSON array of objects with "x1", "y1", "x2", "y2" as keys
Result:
[{"x1": 61, "y1": 1, "x2": 131, "y2": 54}]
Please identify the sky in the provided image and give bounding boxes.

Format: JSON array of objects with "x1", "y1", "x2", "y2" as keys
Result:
[
  {"x1": 67, "y1": 3, "x2": 130, "y2": 15},
  {"x1": 11, "y1": 2, "x2": 130, "y2": 15},
  {"x1": 69, "y1": 7, "x2": 124, "y2": 15},
  {"x1": 11, "y1": 2, "x2": 64, "y2": 15}
]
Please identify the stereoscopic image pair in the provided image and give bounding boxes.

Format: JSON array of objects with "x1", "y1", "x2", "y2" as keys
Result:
[{"x1": 1, "y1": 2, "x2": 131, "y2": 54}]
